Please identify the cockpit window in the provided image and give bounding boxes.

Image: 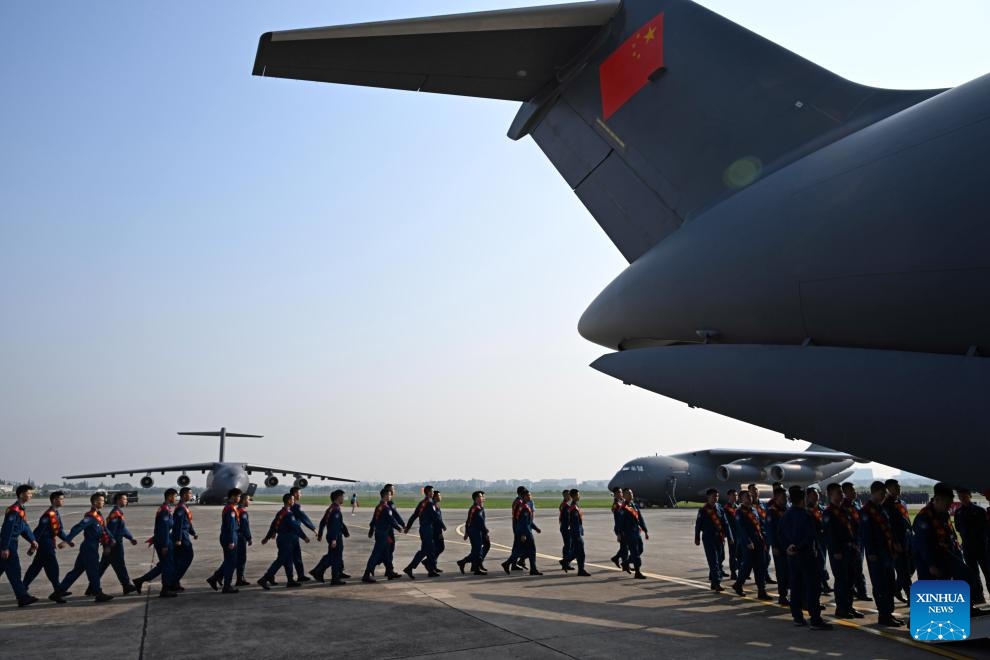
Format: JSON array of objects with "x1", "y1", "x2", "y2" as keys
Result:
[{"x1": 622, "y1": 465, "x2": 645, "y2": 472}]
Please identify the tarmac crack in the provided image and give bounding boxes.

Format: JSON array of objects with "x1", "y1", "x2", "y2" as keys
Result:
[{"x1": 137, "y1": 586, "x2": 152, "y2": 660}]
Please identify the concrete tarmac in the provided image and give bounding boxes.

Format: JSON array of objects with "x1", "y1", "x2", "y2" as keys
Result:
[{"x1": 2, "y1": 502, "x2": 989, "y2": 659}]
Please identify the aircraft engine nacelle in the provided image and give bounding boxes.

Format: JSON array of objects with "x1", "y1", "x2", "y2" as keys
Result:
[
  {"x1": 768, "y1": 463, "x2": 824, "y2": 483},
  {"x1": 294, "y1": 477, "x2": 308, "y2": 489},
  {"x1": 264, "y1": 475, "x2": 279, "y2": 488},
  {"x1": 177, "y1": 474, "x2": 191, "y2": 487},
  {"x1": 716, "y1": 464, "x2": 767, "y2": 483},
  {"x1": 140, "y1": 475, "x2": 154, "y2": 488}
]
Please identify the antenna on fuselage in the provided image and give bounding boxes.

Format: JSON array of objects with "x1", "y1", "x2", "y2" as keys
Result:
[{"x1": 177, "y1": 427, "x2": 264, "y2": 462}]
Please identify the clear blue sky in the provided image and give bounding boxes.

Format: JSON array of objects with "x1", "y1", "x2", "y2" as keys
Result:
[{"x1": 2, "y1": 1, "x2": 989, "y2": 486}]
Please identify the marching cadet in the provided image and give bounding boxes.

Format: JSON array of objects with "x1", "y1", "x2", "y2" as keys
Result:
[
  {"x1": 312, "y1": 489, "x2": 349, "y2": 585},
  {"x1": 558, "y1": 489, "x2": 572, "y2": 567},
  {"x1": 883, "y1": 478, "x2": 913, "y2": 603},
  {"x1": 508, "y1": 486, "x2": 530, "y2": 571},
  {"x1": 172, "y1": 486, "x2": 198, "y2": 591},
  {"x1": 609, "y1": 488, "x2": 628, "y2": 570},
  {"x1": 98, "y1": 492, "x2": 138, "y2": 595},
  {"x1": 841, "y1": 482, "x2": 869, "y2": 600},
  {"x1": 433, "y1": 490, "x2": 446, "y2": 569},
  {"x1": 954, "y1": 487, "x2": 990, "y2": 605},
  {"x1": 695, "y1": 488, "x2": 731, "y2": 591},
  {"x1": 510, "y1": 490, "x2": 543, "y2": 575},
  {"x1": 560, "y1": 489, "x2": 590, "y2": 576},
  {"x1": 747, "y1": 483, "x2": 773, "y2": 583},
  {"x1": 723, "y1": 489, "x2": 740, "y2": 581},
  {"x1": 134, "y1": 488, "x2": 179, "y2": 598},
  {"x1": 289, "y1": 486, "x2": 318, "y2": 582},
  {"x1": 383, "y1": 484, "x2": 405, "y2": 574},
  {"x1": 57, "y1": 492, "x2": 115, "y2": 602},
  {"x1": 207, "y1": 488, "x2": 242, "y2": 593},
  {"x1": 235, "y1": 493, "x2": 252, "y2": 587},
  {"x1": 257, "y1": 493, "x2": 310, "y2": 589},
  {"x1": 779, "y1": 486, "x2": 832, "y2": 630},
  {"x1": 731, "y1": 490, "x2": 771, "y2": 599},
  {"x1": 403, "y1": 485, "x2": 443, "y2": 579},
  {"x1": 23, "y1": 490, "x2": 73, "y2": 602},
  {"x1": 860, "y1": 481, "x2": 902, "y2": 626},
  {"x1": 618, "y1": 491, "x2": 647, "y2": 580},
  {"x1": 805, "y1": 487, "x2": 831, "y2": 594},
  {"x1": 1, "y1": 485, "x2": 40, "y2": 607},
  {"x1": 363, "y1": 487, "x2": 404, "y2": 583},
  {"x1": 458, "y1": 491, "x2": 488, "y2": 575},
  {"x1": 765, "y1": 486, "x2": 790, "y2": 605},
  {"x1": 823, "y1": 482, "x2": 862, "y2": 619}
]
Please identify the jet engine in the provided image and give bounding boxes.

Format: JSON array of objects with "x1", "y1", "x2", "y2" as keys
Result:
[
  {"x1": 716, "y1": 464, "x2": 767, "y2": 483},
  {"x1": 768, "y1": 463, "x2": 824, "y2": 483},
  {"x1": 177, "y1": 474, "x2": 191, "y2": 487},
  {"x1": 294, "y1": 477, "x2": 309, "y2": 489},
  {"x1": 140, "y1": 475, "x2": 154, "y2": 488},
  {"x1": 264, "y1": 475, "x2": 279, "y2": 488}
]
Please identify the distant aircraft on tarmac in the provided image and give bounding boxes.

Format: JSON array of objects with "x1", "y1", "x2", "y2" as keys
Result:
[
  {"x1": 253, "y1": 0, "x2": 990, "y2": 494},
  {"x1": 63, "y1": 428, "x2": 357, "y2": 505},
  {"x1": 608, "y1": 444, "x2": 863, "y2": 506}
]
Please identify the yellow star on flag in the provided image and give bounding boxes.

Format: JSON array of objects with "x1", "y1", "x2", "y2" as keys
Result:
[{"x1": 644, "y1": 26, "x2": 657, "y2": 42}]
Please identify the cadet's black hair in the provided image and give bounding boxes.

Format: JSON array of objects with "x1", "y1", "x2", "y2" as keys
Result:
[
  {"x1": 870, "y1": 481, "x2": 886, "y2": 494},
  {"x1": 517, "y1": 486, "x2": 527, "y2": 496},
  {"x1": 49, "y1": 490, "x2": 65, "y2": 503},
  {"x1": 706, "y1": 488, "x2": 719, "y2": 496},
  {"x1": 772, "y1": 486, "x2": 787, "y2": 496},
  {"x1": 164, "y1": 488, "x2": 178, "y2": 499},
  {"x1": 379, "y1": 487, "x2": 389, "y2": 498},
  {"x1": 841, "y1": 482, "x2": 855, "y2": 491},
  {"x1": 826, "y1": 482, "x2": 842, "y2": 495},
  {"x1": 788, "y1": 485, "x2": 805, "y2": 504},
  {"x1": 227, "y1": 488, "x2": 242, "y2": 499},
  {"x1": 933, "y1": 482, "x2": 954, "y2": 499},
  {"x1": 289, "y1": 486, "x2": 301, "y2": 496},
  {"x1": 805, "y1": 487, "x2": 819, "y2": 498},
  {"x1": 16, "y1": 484, "x2": 33, "y2": 497},
  {"x1": 726, "y1": 488, "x2": 737, "y2": 495},
  {"x1": 179, "y1": 486, "x2": 192, "y2": 497},
  {"x1": 569, "y1": 488, "x2": 580, "y2": 498},
  {"x1": 239, "y1": 493, "x2": 250, "y2": 504},
  {"x1": 884, "y1": 478, "x2": 900, "y2": 488},
  {"x1": 282, "y1": 493, "x2": 294, "y2": 505},
  {"x1": 113, "y1": 492, "x2": 127, "y2": 504},
  {"x1": 90, "y1": 492, "x2": 104, "y2": 505},
  {"x1": 746, "y1": 483, "x2": 758, "y2": 490},
  {"x1": 330, "y1": 489, "x2": 344, "y2": 501},
  {"x1": 472, "y1": 490, "x2": 485, "y2": 500},
  {"x1": 562, "y1": 489, "x2": 570, "y2": 496}
]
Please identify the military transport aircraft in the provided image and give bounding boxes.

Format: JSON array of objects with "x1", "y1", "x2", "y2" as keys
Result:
[
  {"x1": 252, "y1": 1, "x2": 990, "y2": 494},
  {"x1": 608, "y1": 444, "x2": 863, "y2": 506},
  {"x1": 63, "y1": 428, "x2": 357, "y2": 505}
]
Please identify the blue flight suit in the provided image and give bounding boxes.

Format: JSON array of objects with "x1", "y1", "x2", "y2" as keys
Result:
[
  {"x1": 752, "y1": 498, "x2": 771, "y2": 574},
  {"x1": 505, "y1": 497, "x2": 540, "y2": 569},
  {"x1": 212, "y1": 503, "x2": 240, "y2": 588},
  {"x1": 779, "y1": 505, "x2": 825, "y2": 624},
  {"x1": 765, "y1": 501, "x2": 790, "y2": 599},
  {"x1": 695, "y1": 503, "x2": 731, "y2": 586},
  {"x1": 24, "y1": 507, "x2": 70, "y2": 592},
  {"x1": 314, "y1": 503, "x2": 348, "y2": 580},
  {"x1": 822, "y1": 502, "x2": 857, "y2": 614},
  {"x1": 262, "y1": 506, "x2": 309, "y2": 581},
  {"x1": 291, "y1": 502, "x2": 316, "y2": 578},
  {"x1": 859, "y1": 500, "x2": 896, "y2": 617},
  {"x1": 171, "y1": 502, "x2": 196, "y2": 586},
  {"x1": 733, "y1": 505, "x2": 767, "y2": 590},
  {"x1": 807, "y1": 503, "x2": 830, "y2": 590},
  {"x1": 99, "y1": 505, "x2": 134, "y2": 590},
  {"x1": 236, "y1": 505, "x2": 251, "y2": 581},
  {"x1": 137, "y1": 504, "x2": 177, "y2": 590},
  {"x1": 610, "y1": 498, "x2": 628, "y2": 565},
  {"x1": 0, "y1": 501, "x2": 36, "y2": 602},
  {"x1": 954, "y1": 501, "x2": 990, "y2": 603},
  {"x1": 386, "y1": 501, "x2": 405, "y2": 568},
  {"x1": 842, "y1": 497, "x2": 868, "y2": 597},
  {"x1": 723, "y1": 503, "x2": 740, "y2": 580},
  {"x1": 433, "y1": 502, "x2": 446, "y2": 560},
  {"x1": 406, "y1": 497, "x2": 443, "y2": 572},
  {"x1": 462, "y1": 503, "x2": 488, "y2": 571},
  {"x1": 620, "y1": 502, "x2": 647, "y2": 571},
  {"x1": 563, "y1": 503, "x2": 585, "y2": 572},
  {"x1": 366, "y1": 501, "x2": 403, "y2": 575},
  {"x1": 59, "y1": 510, "x2": 113, "y2": 595},
  {"x1": 913, "y1": 502, "x2": 974, "y2": 588},
  {"x1": 883, "y1": 495, "x2": 914, "y2": 596},
  {"x1": 559, "y1": 500, "x2": 572, "y2": 562}
]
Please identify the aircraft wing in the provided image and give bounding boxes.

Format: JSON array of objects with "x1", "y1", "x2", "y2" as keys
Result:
[
  {"x1": 63, "y1": 463, "x2": 217, "y2": 479},
  {"x1": 685, "y1": 449, "x2": 865, "y2": 465},
  {"x1": 252, "y1": 1, "x2": 620, "y2": 102},
  {"x1": 243, "y1": 465, "x2": 358, "y2": 483}
]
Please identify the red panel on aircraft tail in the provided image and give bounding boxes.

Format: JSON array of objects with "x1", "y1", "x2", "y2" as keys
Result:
[{"x1": 599, "y1": 12, "x2": 664, "y2": 120}]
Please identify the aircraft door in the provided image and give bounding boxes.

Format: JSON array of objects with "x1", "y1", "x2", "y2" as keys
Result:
[{"x1": 664, "y1": 476, "x2": 678, "y2": 508}]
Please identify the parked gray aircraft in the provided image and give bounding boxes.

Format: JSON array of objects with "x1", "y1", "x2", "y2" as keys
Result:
[
  {"x1": 253, "y1": 1, "x2": 990, "y2": 495},
  {"x1": 63, "y1": 428, "x2": 357, "y2": 505},
  {"x1": 608, "y1": 444, "x2": 862, "y2": 506}
]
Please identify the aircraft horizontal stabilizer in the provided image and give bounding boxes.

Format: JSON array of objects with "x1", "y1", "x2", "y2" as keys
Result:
[{"x1": 178, "y1": 431, "x2": 263, "y2": 438}]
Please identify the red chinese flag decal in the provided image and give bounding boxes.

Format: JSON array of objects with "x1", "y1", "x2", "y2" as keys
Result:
[{"x1": 599, "y1": 12, "x2": 664, "y2": 120}]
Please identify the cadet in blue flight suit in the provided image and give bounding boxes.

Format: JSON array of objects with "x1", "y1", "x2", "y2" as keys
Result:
[
  {"x1": 883, "y1": 478, "x2": 913, "y2": 603},
  {"x1": 558, "y1": 489, "x2": 572, "y2": 568},
  {"x1": 747, "y1": 483, "x2": 773, "y2": 583},
  {"x1": 289, "y1": 486, "x2": 317, "y2": 582},
  {"x1": 561, "y1": 489, "x2": 591, "y2": 576},
  {"x1": 312, "y1": 489, "x2": 348, "y2": 584},
  {"x1": 822, "y1": 482, "x2": 862, "y2": 619},
  {"x1": 23, "y1": 490, "x2": 73, "y2": 602},
  {"x1": 618, "y1": 491, "x2": 647, "y2": 580},
  {"x1": 779, "y1": 486, "x2": 833, "y2": 630},
  {"x1": 363, "y1": 487, "x2": 405, "y2": 583},
  {"x1": 432, "y1": 490, "x2": 446, "y2": 570},
  {"x1": 257, "y1": 492, "x2": 311, "y2": 589},
  {"x1": 506, "y1": 486, "x2": 529, "y2": 571},
  {"x1": 383, "y1": 484, "x2": 405, "y2": 577},
  {"x1": 133, "y1": 488, "x2": 179, "y2": 598},
  {"x1": 207, "y1": 488, "x2": 242, "y2": 593},
  {"x1": 622, "y1": 489, "x2": 649, "y2": 574},
  {"x1": 860, "y1": 481, "x2": 902, "y2": 626},
  {"x1": 731, "y1": 490, "x2": 772, "y2": 600},
  {"x1": 841, "y1": 482, "x2": 869, "y2": 600},
  {"x1": 723, "y1": 489, "x2": 740, "y2": 581},
  {"x1": 609, "y1": 488, "x2": 628, "y2": 570},
  {"x1": 765, "y1": 486, "x2": 791, "y2": 606},
  {"x1": 695, "y1": 488, "x2": 731, "y2": 591},
  {"x1": 171, "y1": 486, "x2": 198, "y2": 591},
  {"x1": 57, "y1": 492, "x2": 115, "y2": 602},
  {"x1": 1, "y1": 484, "x2": 40, "y2": 607},
  {"x1": 404, "y1": 485, "x2": 443, "y2": 578},
  {"x1": 805, "y1": 487, "x2": 831, "y2": 594},
  {"x1": 955, "y1": 487, "x2": 990, "y2": 605},
  {"x1": 458, "y1": 491, "x2": 489, "y2": 575},
  {"x1": 97, "y1": 492, "x2": 138, "y2": 595},
  {"x1": 235, "y1": 493, "x2": 252, "y2": 587}
]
